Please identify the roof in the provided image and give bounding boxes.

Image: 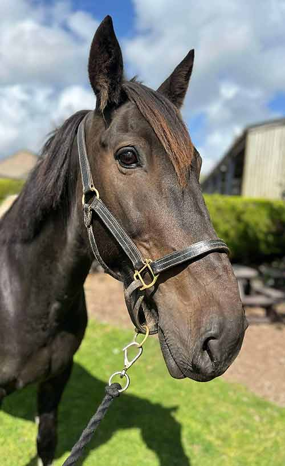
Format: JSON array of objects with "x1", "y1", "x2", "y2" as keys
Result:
[
  {"x1": 202, "y1": 132, "x2": 246, "y2": 183},
  {"x1": 246, "y1": 117, "x2": 285, "y2": 132},
  {"x1": 202, "y1": 117, "x2": 285, "y2": 183},
  {"x1": 0, "y1": 150, "x2": 38, "y2": 179}
]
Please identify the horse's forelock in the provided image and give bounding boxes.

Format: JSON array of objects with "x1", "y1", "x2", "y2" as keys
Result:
[{"x1": 122, "y1": 81, "x2": 193, "y2": 186}]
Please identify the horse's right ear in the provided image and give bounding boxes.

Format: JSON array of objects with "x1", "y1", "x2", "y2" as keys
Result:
[{"x1": 88, "y1": 16, "x2": 124, "y2": 112}]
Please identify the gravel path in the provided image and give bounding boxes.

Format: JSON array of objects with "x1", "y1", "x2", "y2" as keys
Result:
[{"x1": 84, "y1": 273, "x2": 285, "y2": 407}]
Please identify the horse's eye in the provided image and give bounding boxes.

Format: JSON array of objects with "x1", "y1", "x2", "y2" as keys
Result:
[{"x1": 116, "y1": 147, "x2": 139, "y2": 168}]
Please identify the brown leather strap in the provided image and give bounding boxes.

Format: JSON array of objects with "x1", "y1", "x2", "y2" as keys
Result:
[
  {"x1": 88, "y1": 197, "x2": 145, "y2": 271},
  {"x1": 151, "y1": 240, "x2": 229, "y2": 274},
  {"x1": 124, "y1": 280, "x2": 158, "y2": 335}
]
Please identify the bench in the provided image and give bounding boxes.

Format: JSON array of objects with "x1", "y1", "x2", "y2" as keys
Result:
[
  {"x1": 237, "y1": 276, "x2": 283, "y2": 323},
  {"x1": 251, "y1": 283, "x2": 285, "y2": 302}
]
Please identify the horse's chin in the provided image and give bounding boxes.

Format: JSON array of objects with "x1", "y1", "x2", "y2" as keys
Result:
[
  {"x1": 158, "y1": 328, "x2": 185, "y2": 379},
  {"x1": 158, "y1": 327, "x2": 220, "y2": 382}
]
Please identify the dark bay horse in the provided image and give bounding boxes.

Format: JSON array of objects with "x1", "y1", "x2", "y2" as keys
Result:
[{"x1": 0, "y1": 16, "x2": 247, "y2": 465}]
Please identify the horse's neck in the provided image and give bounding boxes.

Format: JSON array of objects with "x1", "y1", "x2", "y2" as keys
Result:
[
  {"x1": 2, "y1": 192, "x2": 92, "y2": 301},
  {"x1": 47, "y1": 203, "x2": 93, "y2": 294},
  {"x1": 43, "y1": 204, "x2": 92, "y2": 296}
]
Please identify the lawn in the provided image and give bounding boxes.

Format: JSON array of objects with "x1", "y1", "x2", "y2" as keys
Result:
[{"x1": 1, "y1": 320, "x2": 284, "y2": 466}]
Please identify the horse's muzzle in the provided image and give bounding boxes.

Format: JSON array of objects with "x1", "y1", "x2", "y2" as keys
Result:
[{"x1": 158, "y1": 313, "x2": 248, "y2": 382}]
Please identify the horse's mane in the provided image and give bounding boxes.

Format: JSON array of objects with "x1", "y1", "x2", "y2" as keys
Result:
[
  {"x1": 122, "y1": 81, "x2": 193, "y2": 186},
  {"x1": 0, "y1": 110, "x2": 89, "y2": 242}
]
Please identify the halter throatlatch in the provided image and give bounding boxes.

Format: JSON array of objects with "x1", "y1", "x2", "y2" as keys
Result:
[{"x1": 77, "y1": 114, "x2": 229, "y2": 333}]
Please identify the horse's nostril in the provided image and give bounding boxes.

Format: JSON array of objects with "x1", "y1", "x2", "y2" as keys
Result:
[
  {"x1": 202, "y1": 336, "x2": 218, "y2": 364},
  {"x1": 190, "y1": 316, "x2": 246, "y2": 380},
  {"x1": 191, "y1": 333, "x2": 220, "y2": 377}
]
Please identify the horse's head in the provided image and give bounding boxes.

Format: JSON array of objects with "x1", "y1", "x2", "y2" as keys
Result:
[{"x1": 82, "y1": 16, "x2": 247, "y2": 382}]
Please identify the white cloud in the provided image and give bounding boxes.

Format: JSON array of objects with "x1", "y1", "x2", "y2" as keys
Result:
[
  {"x1": 0, "y1": 1, "x2": 99, "y2": 87},
  {"x1": 54, "y1": 86, "x2": 95, "y2": 124},
  {"x1": 0, "y1": 0, "x2": 97, "y2": 158},
  {"x1": 1, "y1": 0, "x2": 285, "y2": 174},
  {"x1": 0, "y1": 84, "x2": 94, "y2": 156},
  {"x1": 125, "y1": 0, "x2": 285, "y2": 172},
  {"x1": 67, "y1": 11, "x2": 100, "y2": 41}
]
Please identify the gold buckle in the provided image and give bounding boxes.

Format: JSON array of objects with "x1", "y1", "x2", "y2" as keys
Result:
[
  {"x1": 134, "y1": 259, "x2": 158, "y2": 291},
  {"x1": 82, "y1": 187, "x2": 100, "y2": 206}
]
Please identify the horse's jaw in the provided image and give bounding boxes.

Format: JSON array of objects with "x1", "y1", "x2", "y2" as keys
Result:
[{"x1": 158, "y1": 328, "x2": 185, "y2": 379}]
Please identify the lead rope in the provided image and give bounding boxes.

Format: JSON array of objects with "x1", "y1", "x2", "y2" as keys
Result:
[{"x1": 62, "y1": 326, "x2": 149, "y2": 466}]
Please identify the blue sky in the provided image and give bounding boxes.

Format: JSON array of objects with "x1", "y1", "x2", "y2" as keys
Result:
[
  {"x1": 269, "y1": 92, "x2": 285, "y2": 114},
  {"x1": 69, "y1": 0, "x2": 136, "y2": 38},
  {"x1": 1, "y1": 0, "x2": 285, "y2": 173}
]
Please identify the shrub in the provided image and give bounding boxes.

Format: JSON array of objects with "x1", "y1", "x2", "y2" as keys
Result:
[
  {"x1": 204, "y1": 194, "x2": 285, "y2": 264},
  {"x1": 0, "y1": 178, "x2": 24, "y2": 204}
]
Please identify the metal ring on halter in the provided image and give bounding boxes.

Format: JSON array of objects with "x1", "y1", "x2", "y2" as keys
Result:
[
  {"x1": 109, "y1": 371, "x2": 130, "y2": 393},
  {"x1": 134, "y1": 325, "x2": 150, "y2": 347},
  {"x1": 82, "y1": 187, "x2": 100, "y2": 206},
  {"x1": 134, "y1": 259, "x2": 158, "y2": 290}
]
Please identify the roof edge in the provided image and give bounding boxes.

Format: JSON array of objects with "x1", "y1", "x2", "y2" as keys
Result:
[{"x1": 201, "y1": 130, "x2": 247, "y2": 184}]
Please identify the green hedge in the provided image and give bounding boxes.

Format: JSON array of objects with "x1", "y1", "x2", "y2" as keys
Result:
[
  {"x1": 204, "y1": 194, "x2": 285, "y2": 264},
  {"x1": 0, "y1": 178, "x2": 24, "y2": 203}
]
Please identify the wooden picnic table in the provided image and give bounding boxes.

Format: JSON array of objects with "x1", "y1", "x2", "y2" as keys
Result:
[
  {"x1": 259, "y1": 266, "x2": 285, "y2": 289},
  {"x1": 233, "y1": 265, "x2": 258, "y2": 295},
  {"x1": 233, "y1": 265, "x2": 259, "y2": 280},
  {"x1": 232, "y1": 264, "x2": 285, "y2": 322},
  {"x1": 260, "y1": 266, "x2": 285, "y2": 279}
]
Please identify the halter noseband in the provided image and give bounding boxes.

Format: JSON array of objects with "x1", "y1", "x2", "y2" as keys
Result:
[{"x1": 77, "y1": 114, "x2": 229, "y2": 333}]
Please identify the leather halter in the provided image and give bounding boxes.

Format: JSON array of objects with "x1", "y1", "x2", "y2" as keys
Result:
[{"x1": 77, "y1": 114, "x2": 229, "y2": 333}]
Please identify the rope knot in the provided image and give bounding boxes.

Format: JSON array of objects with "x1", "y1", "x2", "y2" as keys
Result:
[{"x1": 105, "y1": 383, "x2": 121, "y2": 398}]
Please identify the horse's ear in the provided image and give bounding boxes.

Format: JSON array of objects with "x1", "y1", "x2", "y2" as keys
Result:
[
  {"x1": 88, "y1": 16, "x2": 123, "y2": 112},
  {"x1": 157, "y1": 49, "x2": 194, "y2": 109}
]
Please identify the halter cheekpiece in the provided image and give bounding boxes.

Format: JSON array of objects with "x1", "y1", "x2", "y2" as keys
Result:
[{"x1": 78, "y1": 114, "x2": 229, "y2": 333}]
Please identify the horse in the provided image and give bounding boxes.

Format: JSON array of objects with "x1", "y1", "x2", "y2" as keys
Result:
[{"x1": 0, "y1": 16, "x2": 247, "y2": 466}]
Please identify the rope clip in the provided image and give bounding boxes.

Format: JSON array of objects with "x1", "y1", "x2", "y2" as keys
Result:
[
  {"x1": 109, "y1": 325, "x2": 149, "y2": 393},
  {"x1": 122, "y1": 342, "x2": 143, "y2": 371}
]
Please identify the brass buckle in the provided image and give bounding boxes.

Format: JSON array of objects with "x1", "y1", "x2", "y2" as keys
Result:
[
  {"x1": 82, "y1": 186, "x2": 100, "y2": 206},
  {"x1": 134, "y1": 259, "x2": 158, "y2": 291}
]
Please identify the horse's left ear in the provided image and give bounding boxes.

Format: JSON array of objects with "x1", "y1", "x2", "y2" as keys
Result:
[
  {"x1": 157, "y1": 49, "x2": 194, "y2": 109},
  {"x1": 88, "y1": 16, "x2": 124, "y2": 112}
]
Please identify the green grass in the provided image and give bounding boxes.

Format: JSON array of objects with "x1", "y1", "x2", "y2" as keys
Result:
[
  {"x1": 0, "y1": 178, "x2": 24, "y2": 203},
  {"x1": 1, "y1": 320, "x2": 284, "y2": 465}
]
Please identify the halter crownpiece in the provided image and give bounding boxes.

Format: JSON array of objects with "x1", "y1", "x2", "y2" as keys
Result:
[{"x1": 77, "y1": 114, "x2": 229, "y2": 333}]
